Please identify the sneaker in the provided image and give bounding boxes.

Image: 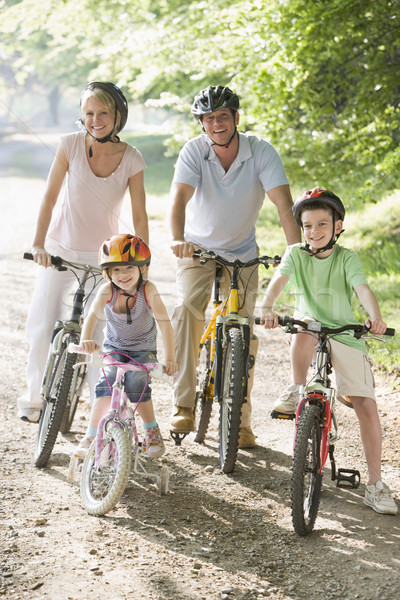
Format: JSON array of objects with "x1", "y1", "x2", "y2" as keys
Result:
[
  {"x1": 238, "y1": 426, "x2": 257, "y2": 448},
  {"x1": 170, "y1": 406, "x2": 195, "y2": 433},
  {"x1": 143, "y1": 426, "x2": 165, "y2": 459},
  {"x1": 272, "y1": 384, "x2": 300, "y2": 414},
  {"x1": 18, "y1": 406, "x2": 41, "y2": 423},
  {"x1": 364, "y1": 480, "x2": 398, "y2": 515},
  {"x1": 73, "y1": 436, "x2": 94, "y2": 460}
]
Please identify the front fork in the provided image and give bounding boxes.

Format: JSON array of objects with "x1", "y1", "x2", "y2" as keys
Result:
[
  {"x1": 213, "y1": 315, "x2": 251, "y2": 402},
  {"x1": 294, "y1": 387, "x2": 334, "y2": 476}
]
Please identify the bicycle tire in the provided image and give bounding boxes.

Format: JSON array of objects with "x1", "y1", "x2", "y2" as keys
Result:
[
  {"x1": 34, "y1": 335, "x2": 77, "y2": 468},
  {"x1": 59, "y1": 359, "x2": 86, "y2": 434},
  {"x1": 219, "y1": 328, "x2": 245, "y2": 473},
  {"x1": 80, "y1": 425, "x2": 132, "y2": 516},
  {"x1": 291, "y1": 404, "x2": 323, "y2": 536},
  {"x1": 194, "y1": 338, "x2": 213, "y2": 443}
]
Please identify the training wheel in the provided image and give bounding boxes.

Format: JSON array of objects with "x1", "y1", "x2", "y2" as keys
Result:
[{"x1": 158, "y1": 466, "x2": 169, "y2": 495}]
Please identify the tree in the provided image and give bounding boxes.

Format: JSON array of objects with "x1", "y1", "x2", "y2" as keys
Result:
[{"x1": 1, "y1": 0, "x2": 399, "y2": 201}]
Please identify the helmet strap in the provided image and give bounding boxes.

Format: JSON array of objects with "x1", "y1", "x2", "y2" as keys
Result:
[{"x1": 209, "y1": 128, "x2": 238, "y2": 149}]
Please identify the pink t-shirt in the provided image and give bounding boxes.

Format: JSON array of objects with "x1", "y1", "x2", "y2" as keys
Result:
[{"x1": 47, "y1": 131, "x2": 146, "y2": 252}]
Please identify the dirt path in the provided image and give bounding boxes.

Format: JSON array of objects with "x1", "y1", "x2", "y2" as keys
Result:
[{"x1": 1, "y1": 131, "x2": 399, "y2": 600}]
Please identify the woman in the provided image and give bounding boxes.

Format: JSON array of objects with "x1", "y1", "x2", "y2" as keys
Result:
[{"x1": 18, "y1": 81, "x2": 149, "y2": 422}]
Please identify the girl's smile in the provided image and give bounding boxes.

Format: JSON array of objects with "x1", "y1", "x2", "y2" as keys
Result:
[{"x1": 110, "y1": 265, "x2": 140, "y2": 293}]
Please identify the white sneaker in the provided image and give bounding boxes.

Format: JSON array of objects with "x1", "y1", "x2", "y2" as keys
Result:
[
  {"x1": 18, "y1": 406, "x2": 41, "y2": 423},
  {"x1": 364, "y1": 480, "x2": 398, "y2": 515},
  {"x1": 272, "y1": 384, "x2": 300, "y2": 414}
]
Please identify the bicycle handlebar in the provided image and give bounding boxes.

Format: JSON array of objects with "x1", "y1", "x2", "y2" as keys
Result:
[
  {"x1": 24, "y1": 252, "x2": 66, "y2": 270},
  {"x1": 255, "y1": 316, "x2": 395, "y2": 338},
  {"x1": 68, "y1": 343, "x2": 171, "y2": 382},
  {"x1": 23, "y1": 252, "x2": 101, "y2": 274},
  {"x1": 192, "y1": 249, "x2": 281, "y2": 269}
]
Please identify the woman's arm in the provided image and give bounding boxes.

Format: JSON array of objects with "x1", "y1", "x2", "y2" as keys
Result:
[
  {"x1": 128, "y1": 170, "x2": 149, "y2": 245},
  {"x1": 32, "y1": 143, "x2": 69, "y2": 267}
]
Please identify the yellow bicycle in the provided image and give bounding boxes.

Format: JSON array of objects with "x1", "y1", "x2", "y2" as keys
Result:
[{"x1": 174, "y1": 249, "x2": 279, "y2": 473}]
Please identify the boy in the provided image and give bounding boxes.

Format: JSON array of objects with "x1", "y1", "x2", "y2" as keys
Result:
[{"x1": 260, "y1": 187, "x2": 397, "y2": 515}]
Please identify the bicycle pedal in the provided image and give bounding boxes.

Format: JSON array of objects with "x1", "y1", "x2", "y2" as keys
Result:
[
  {"x1": 336, "y1": 468, "x2": 361, "y2": 489},
  {"x1": 170, "y1": 431, "x2": 188, "y2": 446},
  {"x1": 270, "y1": 410, "x2": 295, "y2": 421}
]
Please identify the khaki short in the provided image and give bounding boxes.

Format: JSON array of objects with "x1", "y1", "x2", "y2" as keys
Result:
[{"x1": 328, "y1": 338, "x2": 376, "y2": 408}]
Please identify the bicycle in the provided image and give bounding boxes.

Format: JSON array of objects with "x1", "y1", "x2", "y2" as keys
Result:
[
  {"x1": 171, "y1": 249, "x2": 280, "y2": 474},
  {"x1": 270, "y1": 316, "x2": 395, "y2": 536},
  {"x1": 67, "y1": 344, "x2": 170, "y2": 516},
  {"x1": 23, "y1": 253, "x2": 102, "y2": 468}
]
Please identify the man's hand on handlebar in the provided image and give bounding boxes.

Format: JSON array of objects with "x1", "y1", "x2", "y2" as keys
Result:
[{"x1": 170, "y1": 240, "x2": 196, "y2": 259}]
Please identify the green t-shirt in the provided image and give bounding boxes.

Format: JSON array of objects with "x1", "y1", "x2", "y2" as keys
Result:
[{"x1": 279, "y1": 243, "x2": 368, "y2": 351}]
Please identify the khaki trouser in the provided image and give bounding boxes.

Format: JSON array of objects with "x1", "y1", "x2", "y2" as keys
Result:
[{"x1": 172, "y1": 253, "x2": 259, "y2": 428}]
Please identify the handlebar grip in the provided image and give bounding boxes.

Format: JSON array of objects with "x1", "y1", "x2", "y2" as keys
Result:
[
  {"x1": 254, "y1": 317, "x2": 261, "y2": 325},
  {"x1": 384, "y1": 327, "x2": 395, "y2": 336},
  {"x1": 23, "y1": 252, "x2": 65, "y2": 270}
]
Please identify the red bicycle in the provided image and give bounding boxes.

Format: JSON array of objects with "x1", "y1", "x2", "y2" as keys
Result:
[{"x1": 273, "y1": 317, "x2": 394, "y2": 536}]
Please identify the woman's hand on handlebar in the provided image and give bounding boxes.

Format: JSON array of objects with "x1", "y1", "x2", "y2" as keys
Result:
[
  {"x1": 80, "y1": 340, "x2": 100, "y2": 354},
  {"x1": 259, "y1": 308, "x2": 280, "y2": 329},
  {"x1": 31, "y1": 246, "x2": 52, "y2": 268},
  {"x1": 163, "y1": 360, "x2": 179, "y2": 376},
  {"x1": 170, "y1": 240, "x2": 196, "y2": 259}
]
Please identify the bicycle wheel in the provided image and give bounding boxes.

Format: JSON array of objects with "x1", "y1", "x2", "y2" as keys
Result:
[
  {"x1": 194, "y1": 338, "x2": 214, "y2": 443},
  {"x1": 80, "y1": 425, "x2": 132, "y2": 516},
  {"x1": 291, "y1": 404, "x2": 323, "y2": 536},
  {"x1": 219, "y1": 328, "x2": 245, "y2": 473},
  {"x1": 59, "y1": 358, "x2": 86, "y2": 434},
  {"x1": 34, "y1": 334, "x2": 77, "y2": 468}
]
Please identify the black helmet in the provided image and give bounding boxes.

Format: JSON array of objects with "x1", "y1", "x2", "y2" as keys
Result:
[
  {"x1": 293, "y1": 188, "x2": 345, "y2": 227},
  {"x1": 191, "y1": 85, "x2": 239, "y2": 120},
  {"x1": 81, "y1": 81, "x2": 128, "y2": 133}
]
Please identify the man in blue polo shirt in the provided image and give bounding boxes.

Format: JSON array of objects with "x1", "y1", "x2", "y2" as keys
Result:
[{"x1": 169, "y1": 85, "x2": 300, "y2": 447}]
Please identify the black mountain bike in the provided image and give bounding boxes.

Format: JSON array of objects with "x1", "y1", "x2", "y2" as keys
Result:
[{"x1": 24, "y1": 253, "x2": 102, "y2": 468}]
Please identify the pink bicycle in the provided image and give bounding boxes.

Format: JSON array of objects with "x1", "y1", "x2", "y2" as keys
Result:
[{"x1": 67, "y1": 344, "x2": 170, "y2": 516}]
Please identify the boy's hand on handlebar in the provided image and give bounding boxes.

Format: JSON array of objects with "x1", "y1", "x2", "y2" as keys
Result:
[
  {"x1": 259, "y1": 309, "x2": 280, "y2": 329},
  {"x1": 32, "y1": 246, "x2": 52, "y2": 268},
  {"x1": 163, "y1": 360, "x2": 178, "y2": 376},
  {"x1": 170, "y1": 240, "x2": 196, "y2": 259},
  {"x1": 80, "y1": 340, "x2": 100, "y2": 354},
  {"x1": 365, "y1": 317, "x2": 387, "y2": 335}
]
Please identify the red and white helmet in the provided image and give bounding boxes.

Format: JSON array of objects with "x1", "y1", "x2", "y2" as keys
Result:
[{"x1": 293, "y1": 188, "x2": 345, "y2": 226}]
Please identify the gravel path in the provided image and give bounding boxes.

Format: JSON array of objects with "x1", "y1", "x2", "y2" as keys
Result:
[{"x1": 1, "y1": 131, "x2": 399, "y2": 600}]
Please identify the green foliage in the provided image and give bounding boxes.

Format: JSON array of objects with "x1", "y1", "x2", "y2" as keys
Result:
[{"x1": 122, "y1": 132, "x2": 175, "y2": 196}]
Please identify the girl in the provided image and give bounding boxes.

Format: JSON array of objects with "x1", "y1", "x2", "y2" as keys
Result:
[{"x1": 74, "y1": 234, "x2": 177, "y2": 459}]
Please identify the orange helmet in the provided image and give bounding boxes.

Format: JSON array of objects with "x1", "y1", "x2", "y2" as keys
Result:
[{"x1": 99, "y1": 234, "x2": 151, "y2": 268}]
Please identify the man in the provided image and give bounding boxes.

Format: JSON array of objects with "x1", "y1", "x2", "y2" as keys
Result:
[{"x1": 169, "y1": 85, "x2": 300, "y2": 447}]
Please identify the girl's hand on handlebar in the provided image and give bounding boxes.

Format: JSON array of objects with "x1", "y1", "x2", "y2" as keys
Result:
[
  {"x1": 259, "y1": 309, "x2": 280, "y2": 329},
  {"x1": 80, "y1": 340, "x2": 100, "y2": 354},
  {"x1": 163, "y1": 360, "x2": 178, "y2": 376},
  {"x1": 365, "y1": 317, "x2": 387, "y2": 335},
  {"x1": 32, "y1": 246, "x2": 52, "y2": 268}
]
